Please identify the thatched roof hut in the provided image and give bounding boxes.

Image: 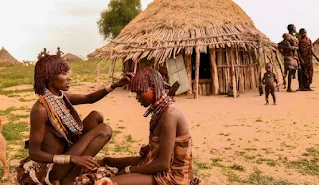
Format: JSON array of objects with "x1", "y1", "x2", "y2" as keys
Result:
[
  {"x1": 89, "y1": 0, "x2": 282, "y2": 98},
  {"x1": 62, "y1": 53, "x2": 82, "y2": 62},
  {"x1": 0, "y1": 47, "x2": 21, "y2": 66}
]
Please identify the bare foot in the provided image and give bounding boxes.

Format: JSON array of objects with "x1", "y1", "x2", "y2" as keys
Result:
[
  {"x1": 273, "y1": 103, "x2": 277, "y2": 106},
  {"x1": 286, "y1": 89, "x2": 295, "y2": 92}
]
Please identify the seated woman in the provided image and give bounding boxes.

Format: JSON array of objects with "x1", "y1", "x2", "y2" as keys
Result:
[
  {"x1": 94, "y1": 67, "x2": 197, "y2": 185},
  {"x1": 16, "y1": 55, "x2": 132, "y2": 185}
]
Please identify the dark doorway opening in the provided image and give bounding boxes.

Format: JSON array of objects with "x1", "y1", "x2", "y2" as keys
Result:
[{"x1": 191, "y1": 49, "x2": 211, "y2": 80}]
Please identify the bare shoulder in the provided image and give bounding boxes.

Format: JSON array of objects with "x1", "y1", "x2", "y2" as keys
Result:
[
  {"x1": 31, "y1": 101, "x2": 46, "y2": 113},
  {"x1": 30, "y1": 101, "x2": 48, "y2": 123},
  {"x1": 160, "y1": 104, "x2": 185, "y2": 123}
]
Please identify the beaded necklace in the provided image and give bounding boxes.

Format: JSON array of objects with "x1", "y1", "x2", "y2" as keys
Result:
[
  {"x1": 144, "y1": 92, "x2": 172, "y2": 133},
  {"x1": 43, "y1": 88, "x2": 83, "y2": 134}
]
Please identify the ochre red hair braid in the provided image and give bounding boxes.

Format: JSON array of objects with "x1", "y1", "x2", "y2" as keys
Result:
[
  {"x1": 34, "y1": 55, "x2": 70, "y2": 95},
  {"x1": 130, "y1": 67, "x2": 165, "y2": 101}
]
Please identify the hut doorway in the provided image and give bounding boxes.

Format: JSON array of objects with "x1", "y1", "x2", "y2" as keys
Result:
[
  {"x1": 191, "y1": 51, "x2": 211, "y2": 80},
  {"x1": 190, "y1": 50, "x2": 213, "y2": 95}
]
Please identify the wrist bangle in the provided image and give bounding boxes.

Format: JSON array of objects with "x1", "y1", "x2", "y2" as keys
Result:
[
  {"x1": 105, "y1": 84, "x2": 114, "y2": 93},
  {"x1": 53, "y1": 155, "x2": 71, "y2": 164},
  {"x1": 125, "y1": 165, "x2": 131, "y2": 174}
]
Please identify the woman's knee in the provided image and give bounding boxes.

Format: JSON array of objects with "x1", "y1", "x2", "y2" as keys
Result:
[
  {"x1": 89, "y1": 110, "x2": 104, "y2": 123},
  {"x1": 97, "y1": 123, "x2": 113, "y2": 139}
]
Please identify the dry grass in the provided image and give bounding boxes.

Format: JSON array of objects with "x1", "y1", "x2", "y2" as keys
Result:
[{"x1": 89, "y1": 0, "x2": 275, "y2": 64}]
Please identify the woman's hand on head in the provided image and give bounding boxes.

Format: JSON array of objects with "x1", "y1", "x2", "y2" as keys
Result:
[{"x1": 112, "y1": 73, "x2": 134, "y2": 88}]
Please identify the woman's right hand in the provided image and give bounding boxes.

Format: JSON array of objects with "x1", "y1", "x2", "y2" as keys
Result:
[{"x1": 71, "y1": 156, "x2": 100, "y2": 171}]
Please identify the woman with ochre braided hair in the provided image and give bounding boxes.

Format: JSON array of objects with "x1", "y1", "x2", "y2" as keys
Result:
[
  {"x1": 94, "y1": 67, "x2": 199, "y2": 185},
  {"x1": 16, "y1": 55, "x2": 133, "y2": 185}
]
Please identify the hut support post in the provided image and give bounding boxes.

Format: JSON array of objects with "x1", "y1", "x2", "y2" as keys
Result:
[
  {"x1": 111, "y1": 60, "x2": 116, "y2": 83},
  {"x1": 97, "y1": 61, "x2": 101, "y2": 84},
  {"x1": 257, "y1": 40, "x2": 264, "y2": 91},
  {"x1": 109, "y1": 60, "x2": 115, "y2": 78},
  {"x1": 128, "y1": 60, "x2": 138, "y2": 97},
  {"x1": 194, "y1": 47, "x2": 200, "y2": 99},
  {"x1": 210, "y1": 49, "x2": 219, "y2": 95},
  {"x1": 184, "y1": 53, "x2": 193, "y2": 96},
  {"x1": 230, "y1": 49, "x2": 237, "y2": 98}
]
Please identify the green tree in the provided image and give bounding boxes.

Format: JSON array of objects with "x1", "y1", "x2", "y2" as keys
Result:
[{"x1": 98, "y1": 0, "x2": 141, "y2": 40}]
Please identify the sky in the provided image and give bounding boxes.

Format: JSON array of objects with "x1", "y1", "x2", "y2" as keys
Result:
[{"x1": 0, "y1": 0, "x2": 318, "y2": 61}]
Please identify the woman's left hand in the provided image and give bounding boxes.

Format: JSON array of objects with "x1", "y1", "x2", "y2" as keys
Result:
[{"x1": 113, "y1": 73, "x2": 134, "y2": 88}]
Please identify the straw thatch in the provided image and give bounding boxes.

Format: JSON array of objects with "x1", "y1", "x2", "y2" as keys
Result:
[
  {"x1": 89, "y1": 0, "x2": 276, "y2": 63},
  {"x1": 0, "y1": 47, "x2": 21, "y2": 66},
  {"x1": 62, "y1": 53, "x2": 82, "y2": 62}
]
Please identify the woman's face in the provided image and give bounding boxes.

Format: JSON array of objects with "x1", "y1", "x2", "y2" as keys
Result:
[
  {"x1": 50, "y1": 71, "x2": 71, "y2": 91},
  {"x1": 136, "y1": 88, "x2": 155, "y2": 107}
]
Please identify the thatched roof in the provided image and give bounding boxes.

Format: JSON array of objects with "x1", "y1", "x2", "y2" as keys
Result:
[
  {"x1": 62, "y1": 53, "x2": 82, "y2": 62},
  {"x1": 313, "y1": 38, "x2": 319, "y2": 46},
  {"x1": 0, "y1": 47, "x2": 21, "y2": 66},
  {"x1": 89, "y1": 0, "x2": 276, "y2": 64}
]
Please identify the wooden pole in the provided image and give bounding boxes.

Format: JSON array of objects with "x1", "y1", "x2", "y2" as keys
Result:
[
  {"x1": 210, "y1": 49, "x2": 219, "y2": 95},
  {"x1": 249, "y1": 54, "x2": 256, "y2": 89},
  {"x1": 195, "y1": 46, "x2": 200, "y2": 99},
  {"x1": 235, "y1": 51, "x2": 242, "y2": 91},
  {"x1": 111, "y1": 60, "x2": 116, "y2": 83},
  {"x1": 257, "y1": 49, "x2": 264, "y2": 96},
  {"x1": 217, "y1": 51, "x2": 224, "y2": 93},
  {"x1": 108, "y1": 60, "x2": 115, "y2": 77},
  {"x1": 263, "y1": 50, "x2": 268, "y2": 65},
  {"x1": 184, "y1": 53, "x2": 193, "y2": 96},
  {"x1": 128, "y1": 60, "x2": 138, "y2": 97},
  {"x1": 97, "y1": 61, "x2": 101, "y2": 84},
  {"x1": 230, "y1": 49, "x2": 237, "y2": 98}
]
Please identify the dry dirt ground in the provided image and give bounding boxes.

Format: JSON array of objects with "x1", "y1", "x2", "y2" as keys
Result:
[{"x1": 1, "y1": 70, "x2": 319, "y2": 185}]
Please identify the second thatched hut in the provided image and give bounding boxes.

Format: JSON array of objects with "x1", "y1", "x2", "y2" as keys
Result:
[
  {"x1": 62, "y1": 53, "x2": 83, "y2": 62},
  {"x1": 89, "y1": 0, "x2": 283, "y2": 98},
  {"x1": 0, "y1": 47, "x2": 21, "y2": 66}
]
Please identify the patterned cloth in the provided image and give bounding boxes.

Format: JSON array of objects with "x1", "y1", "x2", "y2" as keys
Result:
[
  {"x1": 299, "y1": 37, "x2": 314, "y2": 88},
  {"x1": 139, "y1": 133, "x2": 198, "y2": 185},
  {"x1": 74, "y1": 166, "x2": 119, "y2": 185},
  {"x1": 299, "y1": 37, "x2": 313, "y2": 63},
  {"x1": 16, "y1": 157, "x2": 55, "y2": 185}
]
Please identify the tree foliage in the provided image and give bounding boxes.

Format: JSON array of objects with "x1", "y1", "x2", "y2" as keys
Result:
[{"x1": 98, "y1": 0, "x2": 141, "y2": 40}]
